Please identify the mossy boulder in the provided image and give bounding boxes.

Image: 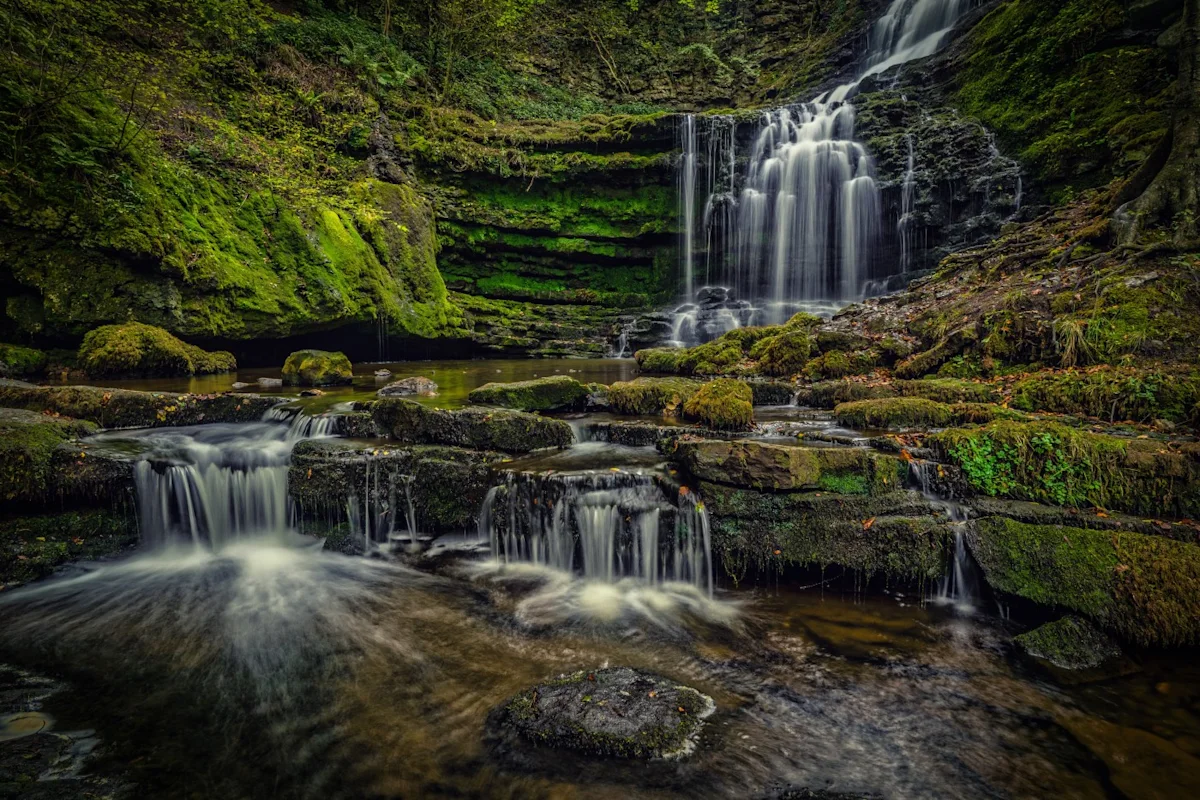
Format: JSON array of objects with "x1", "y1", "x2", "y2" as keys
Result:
[
  {"x1": 0, "y1": 385, "x2": 284, "y2": 429},
  {"x1": 1008, "y1": 368, "x2": 1200, "y2": 423},
  {"x1": 378, "y1": 377, "x2": 438, "y2": 397},
  {"x1": 372, "y1": 398, "x2": 573, "y2": 453},
  {"x1": 834, "y1": 398, "x2": 1012, "y2": 430},
  {"x1": 78, "y1": 322, "x2": 235, "y2": 378},
  {"x1": 0, "y1": 344, "x2": 47, "y2": 377},
  {"x1": 795, "y1": 380, "x2": 898, "y2": 409},
  {"x1": 681, "y1": 379, "x2": 754, "y2": 431},
  {"x1": 969, "y1": 517, "x2": 1200, "y2": 646},
  {"x1": 606, "y1": 377, "x2": 701, "y2": 416},
  {"x1": 1013, "y1": 616, "x2": 1122, "y2": 670},
  {"x1": 634, "y1": 347, "x2": 690, "y2": 374},
  {"x1": 499, "y1": 668, "x2": 712, "y2": 759},
  {"x1": 930, "y1": 421, "x2": 1200, "y2": 516},
  {"x1": 895, "y1": 379, "x2": 1000, "y2": 404},
  {"x1": 747, "y1": 381, "x2": 795, "y2": 406},
  {"x1": 752, "y1": 331, "x2": 812, "y2": 377},
  {"x1": 467, "y1": 375, "x2": 589, "y2": 412},
  {"x1": 672, "y1": 439, "x2": 906, "y2": 494},
  {"x1": 281, "y1": 349, "x2": 353, "y2": 387},
  {"x1": 0, "y1": 408, "x2": 96, "y2": 505}
]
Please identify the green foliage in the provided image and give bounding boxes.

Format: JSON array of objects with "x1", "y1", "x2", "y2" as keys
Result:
[
  {"x1": 931, "y1": 421, "x2": 1128, "y2": 508},
  {"x1": 0, "y1": 343, "x2": 47, "y2": 376},
  {"x1": 957, "y1": 0, "x2": 1173, "y2": 184},
  {"x1": 682, "y1": 378, "x2": 754, "y2": 430},
  {"x1": 78, "y1": 322, "x2": 234, "y2": 377},
  {"x1": 1009, "y1": 367, "x2": 1200, "y2": 423}
]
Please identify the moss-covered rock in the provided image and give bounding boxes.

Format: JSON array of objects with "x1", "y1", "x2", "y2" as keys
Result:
[
  {"x1": 0, "y1": 344, "x2": 47, "y2": 377},
  {"x1": 467, "y1": 375, "x2": 589, "y2": 412},
  {"x1": 969, "y1": 517, "x2": 1200, "y2": 646},
  {"x1": 378, "y1": 377, "x2": 438, "y2": 397},
  {"x1": 499, "y1": 667, "x2": 712, "y2": 759},
  {"x1": 0, "y1": 385, "x2": 283, "y2": 429},
  {"x1": 0, "y1": 408, "x2": 96, "y2": 505},
  {"x1": 681, "y1": 378, "x2": 754, "y2": 431},
  {"x1": 281, "y1": 349, "x2": 353, "y2": 387},
  {"x1": 372, "y1": 398, "x2": 572, "y2": 453},
  {"x1": 1009, "y1": 368, "x2": 1200, "y2": 424},
  {"x1": 1013, "y1": 616, "x2": 1122, "y2": 670},
  {"x1": 0, "y1": 510, "x2": 138, "y2": 589},
  {"x1": 78, "y1": 322, "x2": 235, "y2": 378},
  {"x1": 895, "y1": 379, "x2": 1000, "y2": 405},
  {"x1": 795, "y1": 380, "x2": 898, "y2": 409},
  {"x1": 753, "y1": 331, "x2": 812, "y2": 377},
  {"x1": 834, "y1": 398, "x2": 1013, "y2": 430},
  {"x1": 930, "y1": 421, "x2": 1200, "y2": 516},
  {"x1": 289, "y1": 439, "x2": 504, "y2": 532},
  {"x1": 606, "y1": 377, "x2": 701, "y2": 416},
  {"x1": 747, "y1": 381, "x2": 795, "y2": 406},
  {"x1": 700, "y1": 482, "x2": 950, "y2": 584},
  {"x1": 672, "y1": 439, "x2": 906, "y2": 494},
  {"x1": 634, "y1": 347, "x2": 690, "y2": 374}
]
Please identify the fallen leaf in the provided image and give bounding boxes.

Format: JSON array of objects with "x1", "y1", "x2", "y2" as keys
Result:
[
  {"x1": 862, "y1": 517, "x2": 876, "y2": 531},
  {"x1": 648, "y1": 691, "x2": 657, "y2": 698}
]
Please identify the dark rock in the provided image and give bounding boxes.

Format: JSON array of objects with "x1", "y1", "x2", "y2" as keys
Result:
[
  {"x1": 373, "y1": 399, "x2": 573, "y2": 453},
  {"x1": 257, "y1": 377, "x2": 283, "y2": 388},
  {"x1": 671, "y1": 439, "x2": 906, "y2": 494},
  {"x1": 499, "y1": 668, "x2": 713, "y2": 759},
  {"x1": 1014, "y1": 616, "x2": 1122, "y2": 670},
  {"x1": 0, "y1": 385, "x2": 285, "y2": 430},
  {"x1": 749, "y1": 380, "x2": 796, "y2": 406},
  {"x1": 378, "y1": 376, "x2": 438, "y2": 397},
  {"x1": 299, "y1": 388, "x2": 324, "y2": 397}
]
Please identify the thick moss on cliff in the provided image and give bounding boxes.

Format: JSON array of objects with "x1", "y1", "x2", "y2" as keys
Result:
[
  {"x1": 754, "y1": 331, "x2": 813, "y2": 377},
  {"x1": 682, "y1": 379, "x2": 754, "y2": 430},
  {"x1": 607, "y1": 377, "x2": 701, "y2": 416},
  {"x1": 956, "y1": 0, "x2": 1174, "y2": 187},
  {"x1": 0, "y1": 408, "x2": 96, "y2": 504},
  {"x1": 79, "y1": 322, "x2": 235, "y2": 378},
  {"x1": 1009, "y1": 367, "x2": 1200, "y2": 424},
  {"x1": 969, "y1": 517, "x2": 1200, "y2": 646}
]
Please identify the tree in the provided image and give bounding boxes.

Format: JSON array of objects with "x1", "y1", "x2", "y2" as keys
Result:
[{"x1": 1114, "y1": 0, "x2": 1200, "y2": 244}]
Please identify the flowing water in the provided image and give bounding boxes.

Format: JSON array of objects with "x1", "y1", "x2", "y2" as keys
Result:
[
  {"x1": 675, "y1": 0, "x2": 974, "y2": 337},
  {"x1": 3, "y1": 412, "x2": 1200, "y2": 797}
]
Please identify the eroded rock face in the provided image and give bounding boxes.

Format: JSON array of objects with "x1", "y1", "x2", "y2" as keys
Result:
[
  {"x1": 372, "y1": 399, "x2": 573, "y2": 453},
  {"x1": 671, "y1": 439, "x2": 906, "y2": 494},
  {"x1": 1014, "y1": 616, "x2": 1122, "y2": 670},
  {"x1": 281, "y1": 349, "x2": 353, "y2": 387},
  {"x1": 378, "y1": 376, "x2": 438, "y2": 397},
  {"x1": 467, "y1": 375, "x2": 588, "y2": 412},
  {"x1": 499, "y1": 668, "x2": 713, "y2": 759}
]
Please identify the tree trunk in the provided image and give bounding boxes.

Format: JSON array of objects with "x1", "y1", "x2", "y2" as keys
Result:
[{"x1": 1114, "y1": 0, "x2": 1200, "y2": 244}]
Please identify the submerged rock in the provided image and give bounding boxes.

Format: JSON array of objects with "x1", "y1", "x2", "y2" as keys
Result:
[
  {"x1": 378, "y1": 376, "x2": 438, "y2": 397},
  {"x1": 500, "y1": 668, "x2": 713, "y2": 759},
  {"x1": 281, "y1": 349, "x2": 353, "y2": 387},
  {"x1": 372, "y1": 398, "x2": 572, "y2": 453},
  {"x1": 1014, "y1": 616, "x2": 1122, "y2": 670},
  {"x1": 467, "y1": 375, "x2": 588, "y2": 412}
]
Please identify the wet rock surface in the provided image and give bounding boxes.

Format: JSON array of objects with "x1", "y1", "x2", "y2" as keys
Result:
[
  {"x1": 1014, "y1": 616, "x2": 1122, "y2": 671},
  {"x1": 372, "y1": 398, "x2": 573, "y2": 453},
  {"x1": 377, "y1": 376, "x2": 438, "y2": 397},
  {"x1": 467, "y1": 375, "x2": 589, "y2": 412},
  {"x1": 0, "y1": 386, "x2": 284, "y2": 430},
  {"x1": 498, "y1": 668, "x2": 713, "y2": 759}
]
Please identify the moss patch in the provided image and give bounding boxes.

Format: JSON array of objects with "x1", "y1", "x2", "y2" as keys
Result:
[
  {"x1": 467, "y1": 375, "x2": 589, "y2": 412},
  {"x1": 0, "y1": 343, "x2": 47, "y2": 377},
  {"x1": 281, "y1": 349, "x2": 353, "y2": 387},
  {"x1": 0, "y1": 510, "x2": 138, "y2": 588},
  {"x1": 1009, "y1": 368, "x2": 1200, "y2": 423},
  {"x1": 682, "y1": 379, "x2": 754, "y2": 431},
  {"x1": 78, "y1": 322, "x2": 234, "y2": 378},
  {"x1": 607, "y1": 377, "x2": 701, "y2": 416},
  {"x1": 0, "y1": 408, "x2": 96, "y2": 505}
]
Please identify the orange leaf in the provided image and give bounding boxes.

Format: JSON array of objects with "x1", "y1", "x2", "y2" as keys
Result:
[
  {"x1": 862, "y1": 517, "x2": 876, "y2": 531},
  {"x1": 899, "y1": 449, "x2": 913, "y2": 462}
]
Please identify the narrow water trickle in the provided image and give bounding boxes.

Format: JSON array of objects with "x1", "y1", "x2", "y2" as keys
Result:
[{"x1": 908, "y1": 458, "x2": 980, "y2": 612}]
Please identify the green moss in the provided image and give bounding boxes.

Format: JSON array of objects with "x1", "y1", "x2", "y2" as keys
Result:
[
  {"x1": 753, "y1": 331, "x2": 812, "y2": 377},
  {"x1": 895, "y1": 378, "x2": 1000, "y2": 404},
  {"x1": 681, "y1": 378, "x2": 754, "y2": 431},
  {"x1": 0, "y1": 343, "x2": 47, "y2": 376},
  {"x1": 78, "y1": 322, "x2": 235, "y2": 378},
  {"x1": 817, "y1": 472, "x2": 871, "y2": 495},
  {"x1": 0, "y1": 408, "x2": 96, "y2": 504},
  {"x1": 970, "y1": 517, "x2": 1200, "y2": 646},
  {"x1": 371, "y1": 399, "x2": 572, "y2": 453},
  {"x1": 467, "y1": 375, "x2": 588, "y2": 412},
  {"x1": 606, "y1": 377, "x2": 701, "y2": 416},
  {"x1": 281, "y1": 349, "x2": 353, "y2": 387},
  {"x1": 795, "y1": 380, "x2": 898, "y2": 409},
  {"x1": 1013, "y1": 615, "x2": 1121, "y2": 669},
  {"x1": 1010, "y1": 368, "x2": 1200, "y2": 423},
  {"x1": 0, "y1": 510, "x2": 137, "y2": 588},
  {"x1": 834, "y1": 398, "x2": 957, "y2": 430},
  {"x1": 635, "y1": 347, "x2": 690, "y2": 373}
]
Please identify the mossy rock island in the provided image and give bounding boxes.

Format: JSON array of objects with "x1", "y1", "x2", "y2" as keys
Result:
[
  {"x1": 281, "y1": 350, "x2": 354, "y2": 387},
  {"x1": 498, "y1": 668, "x2": 713, "y2": 759},
  {"x1": 467, "y1": 375, "x2": 589, "y2": 412},
  {"x1": 1014, "y1": 616, "x2": 1123, "y2": 671},
  {"x1": 78, "y1": 322, "x2": 235, "y2": 378},
  {"x1": 372, "y1": 399, "x2": 573, "y2": 453}
]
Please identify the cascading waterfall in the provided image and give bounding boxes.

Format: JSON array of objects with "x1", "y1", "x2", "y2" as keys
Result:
[
  {"x1": 899, "y1": 134, "x2": 917, "y2": 273},
  {"x1": 128, "y1": 408, "x2": 335, "y2": 548},
  {"x1": 676, "y1": 0, "x2": 973, "y2": 334},
  {"x1": 480, "y1": 471, "x2": 714, "y2": 596},
  {"x1": 908, "y1": 458, "x2": 980, "y2": 611}
]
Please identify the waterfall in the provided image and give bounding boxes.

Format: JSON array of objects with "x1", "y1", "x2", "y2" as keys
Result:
[
  {"x1": 899, "y1": 134, "x2": 917, "y2": 273},
  {"x1": 908, "y1": 459, "x2": 980, "y2": 612},
  {"x1": 130, "y1": 409, "x2": 334, "y2": 549},
  {"x1": 480, "y1": 472, "x2": 714, "y2": 596},
  {"x1": 345, "y1": 460, "x2": 419, "y2": 554},
  {"x1": 677, "y1": 0, "x2": 972, "y2": 326}
]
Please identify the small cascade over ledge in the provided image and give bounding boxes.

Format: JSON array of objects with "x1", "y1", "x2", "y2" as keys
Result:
[{"x1": 479, "y1": 471, "x2": 714, "y2": 596}]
